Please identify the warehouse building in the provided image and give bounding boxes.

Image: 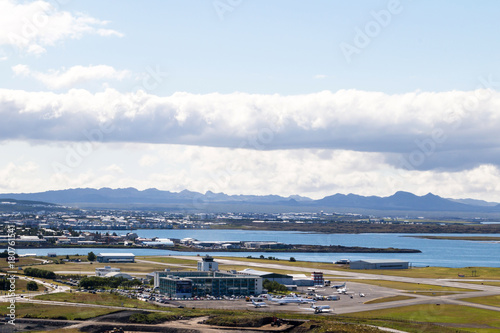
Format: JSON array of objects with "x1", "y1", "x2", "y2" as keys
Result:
[
  {"x1": 349, "y1": 259, "x2": 409, "y2": 270},
  {"x1": 239, "y1": 268, "x2": 294, "y2": 285},
  {"x1": 96, "y1": 253, "x2": 135, "y2": 263}
]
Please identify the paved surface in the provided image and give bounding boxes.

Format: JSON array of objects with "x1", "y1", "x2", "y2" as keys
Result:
[{"x1": 170, "y1": 255, "x2": 500, "y2": 315}]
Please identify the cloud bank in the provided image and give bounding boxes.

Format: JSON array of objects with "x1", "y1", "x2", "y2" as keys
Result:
[{"x1": 1, "y1": 88, "x2": 499, "y2": 172}]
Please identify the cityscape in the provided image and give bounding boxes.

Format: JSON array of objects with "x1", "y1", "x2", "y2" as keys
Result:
[{"x1": 2, "y1": 1, "x2": 500, "y2": 332}]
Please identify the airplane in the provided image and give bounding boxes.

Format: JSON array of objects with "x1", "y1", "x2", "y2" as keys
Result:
[
  {"x1": 248, "y1": 299, "x2": 268, "y2": 308},
  {"x1": 332, "y1": 282, "x2": 346, "y2": 289},
  {"x1": 337, "y1": 287, "x2": 348, "y2": 294},
  {"x1": 301, "y1": 303, "x2": 332, "y2": 314},
  {"x1": 269, "y1": 295, "x2": 316, "y2": 305}
]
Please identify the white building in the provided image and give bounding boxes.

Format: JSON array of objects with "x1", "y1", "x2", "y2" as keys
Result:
[
  {"x1": 349, "y1": 259, "x2": 409, "y2": 270},
  {"x1": 96, "y1": 266, "x2": 121, "y2": 277},
  {"x1": 197, "y1": 255, "x2": 219, "y2": 271}
]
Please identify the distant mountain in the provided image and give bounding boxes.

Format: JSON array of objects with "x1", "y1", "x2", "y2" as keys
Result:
[
  {"x1": 0, "y1": 198, "x2": 63, "y2": 212},
  {"x1": 0, "y1": 188, "x2": 498, "y2": 213},
  {"x1": 447, "y1": 198, "x2": 499, "y2": 207},
  {"x1": 316, "y1": 191, "x2": 481, "y2": 212}
]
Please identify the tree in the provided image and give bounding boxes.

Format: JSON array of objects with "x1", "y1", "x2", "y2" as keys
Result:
[
  {"x1": 289, "y1": 257, "x2": 296, "y2": 262},
  {"x1": 27, "y1": 281, "x2": 39, "y2": 291},
  {"x1": 263, "y1": 279, "x2": 288, "y2": 294},
  {"x1": 87, "y1": 251, "x2": 96, "y2": 262}
]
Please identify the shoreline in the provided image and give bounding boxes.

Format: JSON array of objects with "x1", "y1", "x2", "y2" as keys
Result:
[{"x1": 9, "y1": 244, "x2": 421, "y2": 253}]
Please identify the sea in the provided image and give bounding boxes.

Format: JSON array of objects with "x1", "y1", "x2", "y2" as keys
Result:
[{"x1": 16, "y1": 229, "x2": 500, "y2": 268}]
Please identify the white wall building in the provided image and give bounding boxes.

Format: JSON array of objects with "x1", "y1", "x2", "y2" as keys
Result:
[
  {"x1": 197, "y1": 255, "x2": 219, "y2": 271},
  {"x1": 95, "y1": 266, "x2": 121, "y2": 277}
]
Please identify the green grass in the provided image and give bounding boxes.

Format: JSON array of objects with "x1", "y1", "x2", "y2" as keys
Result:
[
  {"x1": 0, "y1": 302, "x2": 116, "y2": 320},
  {"x1": 35, "y1": 292, "x2": 165, "y2": 310},
  {"x1": 36, "y1": 261, "x2": 171, "y2": 273},
  {"x1": 350, "y1": 266, "x2": 500, "y2": 279},
  {"x1": 363, "y1": 295, "x2": 416, "y2": 304},
  {"x1": 345, "y1": 304, "x2": 500, "y2": 330},
  {"x1": 216, "y1": 256, "x2": 500, "y2": 280},
  {"x1": 136, "y1": 256, "x2": 199, "y2": 265},
  {"x1": 0, "y1": 257, "x2": 41, "y2": 269},
  {"x1": 352, "y1": 279, "x2": 477, "y2": 292},
  {"x1": 462, "y1": 294, "x2": 500, "y2": 308}
]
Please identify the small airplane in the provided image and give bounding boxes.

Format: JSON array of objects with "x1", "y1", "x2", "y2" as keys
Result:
[
  {"x1": 337, "y1": 287, "x2": 348, "y2": 294},
  {"x1": 301, "y1": 303, "x2": 331, "y2": 314},
  {"x1": 332, "y1": 282, "x2": 346, "y2": 289},
  {"x1": 248, "y1": 299, "x2": 268, "y2": 308},
  {"x1": 269, "y1": 295, "x2": 316, "y2": 305}
]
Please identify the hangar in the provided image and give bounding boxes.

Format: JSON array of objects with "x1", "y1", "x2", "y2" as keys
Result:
[
  {"x1": 96, "y1": 253, "x2": 135, "y2": 263},
  {"x1": 349, "y1": 259, "x2": 409, "y2": 270},
  {"x1": 239, "y1": 268, "x2": 294, "y2": 285}
]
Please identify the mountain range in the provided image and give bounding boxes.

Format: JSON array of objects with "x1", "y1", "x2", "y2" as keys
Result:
[{"x1": 0, "y1": 188, "x2": 499, "y2": 214}]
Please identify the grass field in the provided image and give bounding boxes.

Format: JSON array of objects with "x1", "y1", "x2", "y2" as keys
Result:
[
  {"x1": 462, "y1": 295, "x2": 500, "y2": 308},
  {"x1": 347, "y1": 266, "x2": 500, "y2": 280},
  {"x1": 215, "y1": 256, "x2": 500, "y2": 280},
  {"x1": 0, "y1": 302, "x2": 116, "y2": 320},
  {"x1": 350, "y1": 279, "x2": 477, "y2": 292},
  {"x1": 35, "y1": 292, "x2": 165, "y2": 310},
  {"x1": 345, "y1": 304, "x2": 500, "y2": 332},
  {"x1": 37, "y1": 261, "x2": 172, "y2": 274},
  {"x1": 0, "y1": 257, "x2": 41, "y2": 269},
  {"x1": 135, "y1": 256, "x2": 199, "y2": 265},
  {"x1": 363, "y1": 295, "x2": 416, "y2": 304}
]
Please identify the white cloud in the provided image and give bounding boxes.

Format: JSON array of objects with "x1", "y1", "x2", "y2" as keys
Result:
[
  {"x1": 1, "y1": 88, "x2": 500, "y2": 173},
  {"x1": 12, "y1": 64, "x2": 130, "y2": 89},
  {"x1": 103, "y1": 164, "x2": 124, "y2": 174},
  {"x1": 0, "y1": 0, "x2": 122, "y2": 56},
  {"x1": 4, "y1": 141, "x2": 500, "y2": 201},
  {"x1": 139, "y1": 155, "x2": 159, "y2": 167},
  {"x1": 0, "y1": 161, "x2": 40, "y2": 191}
]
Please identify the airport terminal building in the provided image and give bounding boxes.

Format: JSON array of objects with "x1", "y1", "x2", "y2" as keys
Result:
[{"x1": 154, "y1": 270, "x2": 263, "y2": 298}]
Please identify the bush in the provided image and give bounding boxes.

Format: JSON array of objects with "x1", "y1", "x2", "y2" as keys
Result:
[
  {"x1": 27, "y1": 281, "x2": 39, "y2": 291},
  {"x1": 24, "y1": 267, "x2": 56, "y2": 279}
]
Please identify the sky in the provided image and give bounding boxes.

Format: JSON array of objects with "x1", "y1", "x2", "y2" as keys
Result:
[{"x1": 1, "y1": 0, "x2": 500, "y2": 201}]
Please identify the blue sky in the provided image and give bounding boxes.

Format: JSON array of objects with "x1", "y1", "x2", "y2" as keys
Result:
[{"x1": 2, "y1": 0, "x2": 500, "y2": 201}]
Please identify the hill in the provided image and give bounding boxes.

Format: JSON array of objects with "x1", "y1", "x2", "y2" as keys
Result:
[{"x1": 0, "y1": 188, "x2": 499, "y2": 215}]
